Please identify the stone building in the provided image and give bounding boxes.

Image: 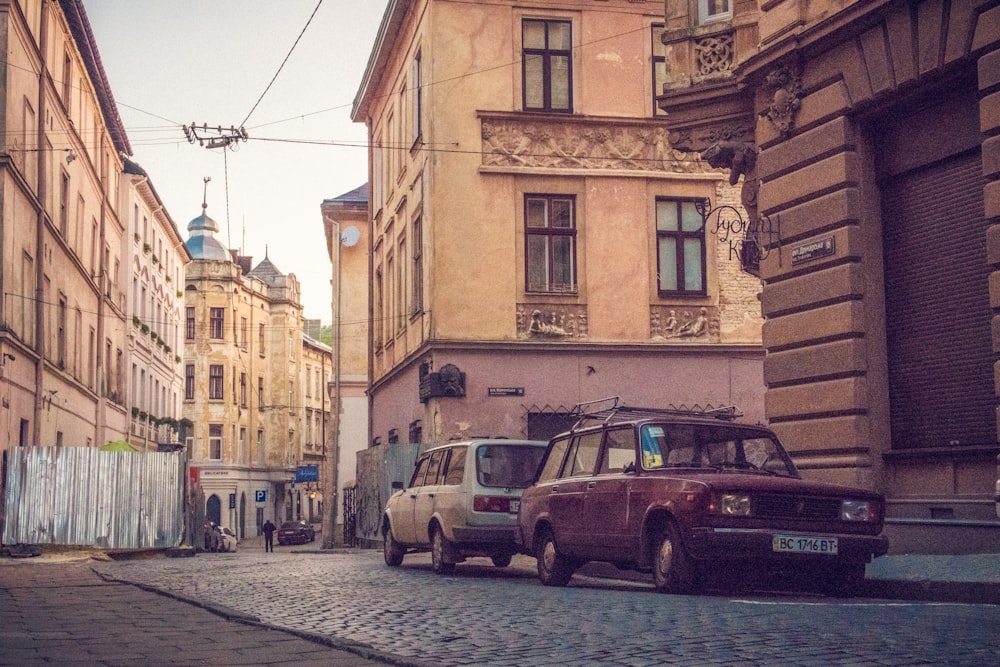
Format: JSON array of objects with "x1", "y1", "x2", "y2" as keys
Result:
[
  {"x1": 321, "y1": 184, "x2": 371, "y2": 545},
  {"x1": 121, "y1": 159, "x2": 190, "y2": 451},
  {"x1": 656, "y1": 0, "x2": 1000, "y2": 551},
  {"x1": 0, "y1": 0, "x2": 136, "y2": 451},
  {"x1": 351, "y1": 0, "x2": 766, "y2": 446},
  {"x1": 301, "y1": 332, "x2": 332, "y2": 523},
  {"x1": 182, "y1": 202, "x2": 310, "y2": 538}
]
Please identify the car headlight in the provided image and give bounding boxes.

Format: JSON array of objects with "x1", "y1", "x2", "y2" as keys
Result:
[
  {"x1": 712, "y1": 493, "x2": 751, "y2": 516},
  {"x1": 841, "y1": 499, "x2": 877, "y2": 522}
]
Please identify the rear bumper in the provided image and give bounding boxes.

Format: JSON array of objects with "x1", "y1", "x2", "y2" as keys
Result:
[
  {"x1": 686, "y1": 527, "x2": 889, "y2": 563},
  {"x1": 451, "y1": 525, "x2": 518, "y2": 547}
]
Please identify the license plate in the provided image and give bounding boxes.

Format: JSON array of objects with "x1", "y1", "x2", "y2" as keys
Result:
[
  {"x1": 509, "y1": 500, "x2": 520, "y2": 513},
  {"x1": 773, "y1": 535, "x2": 838, "y2": 555}
]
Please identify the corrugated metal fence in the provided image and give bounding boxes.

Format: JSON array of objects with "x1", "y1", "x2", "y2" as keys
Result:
[
  {"x1": 354, "y1": 442, "x2": 422, "y2": 548},
  {"x1": 2, "y1": 447, "x2": 185, "y2": 549}
]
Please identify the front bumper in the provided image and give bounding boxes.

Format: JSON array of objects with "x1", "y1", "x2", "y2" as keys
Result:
[{"x1": 686, "y1": 527, "x2": 889, "y2": 563}]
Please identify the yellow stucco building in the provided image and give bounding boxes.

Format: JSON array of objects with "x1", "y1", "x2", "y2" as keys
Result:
[{"x1": 352, "y1": 0, "x2": 765, "y2": 445}]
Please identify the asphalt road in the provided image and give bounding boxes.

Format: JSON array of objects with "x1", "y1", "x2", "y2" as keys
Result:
[{"x1": 84, "y1": 546, "x2": 1000, "y2": 667}]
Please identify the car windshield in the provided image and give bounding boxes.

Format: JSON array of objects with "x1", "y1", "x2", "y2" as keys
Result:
[
  {"x1": 639, "y1": 423, "x2": 797, "y2": 477},
  {"x1": 476, "y1": 444, "x2": 546, "y2": 488}
]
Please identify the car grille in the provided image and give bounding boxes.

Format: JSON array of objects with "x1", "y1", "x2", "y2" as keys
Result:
[{"x1": 754, "y1": 494, "x2": 841, "y2": 520}]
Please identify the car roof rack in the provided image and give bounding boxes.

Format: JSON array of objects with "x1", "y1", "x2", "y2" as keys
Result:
[{"x1": 569, "y1": 396, "x2": 743, "y2": 430}]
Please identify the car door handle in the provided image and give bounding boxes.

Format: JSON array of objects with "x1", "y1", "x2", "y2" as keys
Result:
[{"x1": 587, "y1": 482, "x2": 596, "y2": 490}]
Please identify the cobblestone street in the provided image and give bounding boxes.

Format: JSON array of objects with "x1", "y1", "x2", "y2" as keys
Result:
[{"x1": 93, "y1": 547, "x2": 1000, "y2": 666}]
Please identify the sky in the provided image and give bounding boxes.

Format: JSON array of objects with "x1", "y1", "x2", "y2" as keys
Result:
[{"x1": 85, "y1": 0, "x2": 387, "y2": 322}]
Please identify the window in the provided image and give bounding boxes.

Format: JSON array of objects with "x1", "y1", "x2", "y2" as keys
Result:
[
  {"x1": 412, "y1": 51, "x2": 423, "y2": 144},
  {"x1": 240, "y1": 317, "x2": 248, "y2": 349},
  {"x1": 656, "y1": 198, "x2": 706, "y2": 295},
  {"x1": 208, "y1": 364, "x2": 224, "y2": 400},
  {"x1": 412, "y1": 217, "x2": 423, "y2": 314},
  {"x1": 525, "y1": 195, "x2": 576, "y2": 292},
  {"x1": 522, "y1": 19, "x2": 572, "y2": 112},
  {"x1": 57, "y1": 296, "x2": 67, "y2": 368},
  {"x1": 537, "y1": 437, "x2": 571, "y2": 482},
  {"x1": 185, "y1": 307, "x2": 195, "y2": 340},
  {"x1": 561, "y1": 432, "x2": 602, "y2": 477},
  {"x1": 209, "y1": 308, "x2": 224, "y2": 339},
  {"x1": 257, "y1": 429, "x2": 264, "y2": 464},
  {"x1": 209, "y1": 423, "x2": 222, "y2": 460},
  {"x1": 59, "y1": 172, "x2": 70, "y2": 237},
  {"x1": 185, "y1": 364, "x2": 195, "y2": 400},
  {"x1": 258, "y1": 323, "x2": 265, "y2": 356},
  {"x1": 442, "y1": 447, "x2": 466, "y2": 485},
  {"x1": 652, "y1": 24, "x2": 667, "y2": 116},
  {"x1": 258, "y1": 377, "x2": 264, "y2": 411},
  {"x1": 240, "y1": 372, "x2": 247, "y2": 407},
  {"x1": 599, "y1": 429, "x2": 637, "y2": 474},
  {"x1": 699, "y1": 0, "x2": 732, "y2": 25}
]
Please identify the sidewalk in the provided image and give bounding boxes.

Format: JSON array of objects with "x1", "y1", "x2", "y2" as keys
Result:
[{"x1": 0, "y1": 553, "x2": 410, "y2": 667}]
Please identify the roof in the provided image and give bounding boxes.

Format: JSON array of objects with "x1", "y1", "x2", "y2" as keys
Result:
[
  {"x1": 246, "y1": 255, "x2": 283, "y2": 284},
  {"x1": 353, "y1": 0, "x2": 413, "y2": 121},
  {"x1": 59, "y1": 0, "x2": 132, "y2": 155},
  {"x1": 323, "y1": 183, "x2": 369, "y2": 206}
]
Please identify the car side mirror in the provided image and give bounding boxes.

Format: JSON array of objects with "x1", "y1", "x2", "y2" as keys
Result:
[
  {"x1": 622, "y1": 462, "x2": 636, "y2": 474},
  {"x1": 392, "y1": 481, "x2": 404, "y2": 491}
]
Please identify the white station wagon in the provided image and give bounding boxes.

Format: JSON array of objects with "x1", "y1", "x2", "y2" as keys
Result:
[{"x1": 382, "y1": 439, "x2": 547, "y2": 574}]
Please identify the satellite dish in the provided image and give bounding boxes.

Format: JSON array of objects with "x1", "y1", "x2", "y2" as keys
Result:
[{"x1": 341, "y1": 226, "x2": 361, "y2": 247}]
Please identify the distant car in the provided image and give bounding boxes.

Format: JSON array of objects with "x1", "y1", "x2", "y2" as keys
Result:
[
  {"x1": 382, "y1": 439, "x2": 548, "y2": 574},
  {"x1": 516, "y1": 399, "x2": 889, "y2": 596},
  {"x1": 216, "y1": 525, "x2": 238, "y2": 552},
  {"x1": 277, "y1": 520, "x2": 315, "y2": 545}
]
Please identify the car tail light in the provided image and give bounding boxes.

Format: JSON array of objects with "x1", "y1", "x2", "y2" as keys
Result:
[{"x1": 474, "y1": 495, "x2": 512, "y2": 512}]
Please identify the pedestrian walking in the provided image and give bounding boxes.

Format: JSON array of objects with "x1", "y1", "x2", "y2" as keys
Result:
[{"x1": 262, "y1": 519, "x2": 276, "y2": 552}]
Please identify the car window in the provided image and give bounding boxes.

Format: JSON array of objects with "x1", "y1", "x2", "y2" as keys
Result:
[
  {"x1": 640, "y1": 423, "x2": 797, "y2": 476},
  {"x1": 537, "y1": 437, "x2": 570, "y2": 482},
  {"x1": 424, "y1": 450, "x2": 446, "y2": 486},
  {"x1": 442, "y1": 447, "x2": 466, "y2": 485},
  {"x1": 598, "y1": 428, "x2": 636, "y2": 474},
  {"x1": 476, "y1": 444, "x2": 546, "y2": 488},
  {"x1": 561, "y1": 431, "x2": 601, "y2": 478},
  {"x1": 409, "y1": 455, "x2": 431, "y2": 488}
]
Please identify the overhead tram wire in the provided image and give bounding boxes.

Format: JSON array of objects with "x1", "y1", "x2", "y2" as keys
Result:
[{"x1": 240, "y1": 0, "x2": 325, "y2": 128}]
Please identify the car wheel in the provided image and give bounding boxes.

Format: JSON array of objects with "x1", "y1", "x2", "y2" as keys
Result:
[
  {"x1": 491, "y1": 552, "x2": 513, "y2": 568},
  {"x1": 652, "y1": 523, "x2": 696, "y2": 594},
  {"x1": 536, "y1": 529, "x2": 574, "y2": 586},
  {"x1": 431, "y1": 526, "x2": 456, "y2": 575},
  {"x1": 383, "y1": 525, "x2": 405, "y2": 567}
]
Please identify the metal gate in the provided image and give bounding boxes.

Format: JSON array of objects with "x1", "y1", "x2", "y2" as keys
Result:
[{"x1": 354, "y1": 442, "x2": 422, "y2": 548}]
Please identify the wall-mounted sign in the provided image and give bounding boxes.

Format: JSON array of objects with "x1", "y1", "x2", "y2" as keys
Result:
[
  {"x1": 255, "y1": 490, "x2": 267, "y2": 504},
  {"x1": 792, "y1": 236, "x2": 836, "y2": 265},
  {"x1": 201, "y1": 469, "x2": 230, "y2": 477},
  {"x1": 295, "y1": 465, "x2": 319, "y2": 483},
  {"x1": 488, "y1": 387, "x2": 525, "y2": 397}
]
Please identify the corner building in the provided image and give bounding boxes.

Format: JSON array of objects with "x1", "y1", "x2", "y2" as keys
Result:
[
  {"x1": 353, "y1": 0, "x2": 766, "y2": 445},
  {"x1": 657, "y1": 0, "x2": 1000, "y2": 551},
  {"x1": 182, "y1": 205, "x2": 310, "y2": 538}
]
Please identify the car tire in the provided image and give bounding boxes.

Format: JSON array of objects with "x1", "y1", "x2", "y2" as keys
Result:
[
  {"x1": 652, "y1": 523, "x2": 696, "y2": 594},
  {"x1": 431, "y1": 526, "x2": 456, "y2": 575},
  {"x1": 383, "y1": 525, "x2": 405, "y2": 567},
  {"x1": 491, "y1": 552, "x2": 513, "y2": 568},
  {"x1": 536, "y1": 529, "x2": 574, "y2": 587}
]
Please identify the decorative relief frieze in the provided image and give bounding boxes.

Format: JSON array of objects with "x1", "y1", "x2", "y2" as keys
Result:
[
  {"x1": 481, "y1": 115, "x2": 705, "y2": 173},
  {"x1": 650, "y1": 306, "x2": 719, "y2": 342},
  {"x1": 517, "y1": 304, "x2": 588, "y2": 340},
  {"x1": 759, "y1": 65, "x2": 802, "y2": 137}
]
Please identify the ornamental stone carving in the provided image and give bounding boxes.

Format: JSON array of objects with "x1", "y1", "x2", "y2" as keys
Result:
[
  {"x1": 759, "y1": 65, "x2": 802, "y2": 137},
  {"x1": 481, "y1": 115, "x2": 704, "y2": 173},
  {"x1": 651, "y1": 306, "x2": 719, "y2": 342},
  {"x1": 517, "y1": 304, "x2": 588, "y2": 340}
]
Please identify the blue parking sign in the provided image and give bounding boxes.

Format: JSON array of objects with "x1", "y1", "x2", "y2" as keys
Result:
[{"x1": 255, "y1": 490, "x2": 267, "y2": 503}]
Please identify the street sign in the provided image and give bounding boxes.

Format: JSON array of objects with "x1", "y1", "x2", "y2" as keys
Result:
[{"x1": 255, "y1": 490, "x2": 267, "y2": 503}]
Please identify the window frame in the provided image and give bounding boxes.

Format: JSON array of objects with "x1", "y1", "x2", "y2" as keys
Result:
[
  {"x1": 655, "y1": 197, "x2": 707, "y2": 297},
  {"x1": 525, "y1": 194, "x2": 577, "y2": 293},
  {"x1": 208, "y1": 364, "x2": 224, "y2": 400},
  {"x1": 522, "y1": 18, "x2": 573, "y2": 113},
  {"x1": 699, "y1": 0, "x2": 733, "y2": 25},
  {"x1": 209, "y1": 307, "x2": 224, "y2": 339}
]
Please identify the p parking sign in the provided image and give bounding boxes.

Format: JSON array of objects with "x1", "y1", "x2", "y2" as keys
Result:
[{"x1": 255, "y1": 490, "x2": 267, "y2": 504}]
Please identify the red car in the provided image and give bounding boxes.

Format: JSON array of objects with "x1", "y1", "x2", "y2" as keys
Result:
[
  {"x1": 516, "y1": 400, "x2": 888, "y2": 596},
  {"x1": 277, "y1": 520, "x2": 315, "y2": 546}
]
